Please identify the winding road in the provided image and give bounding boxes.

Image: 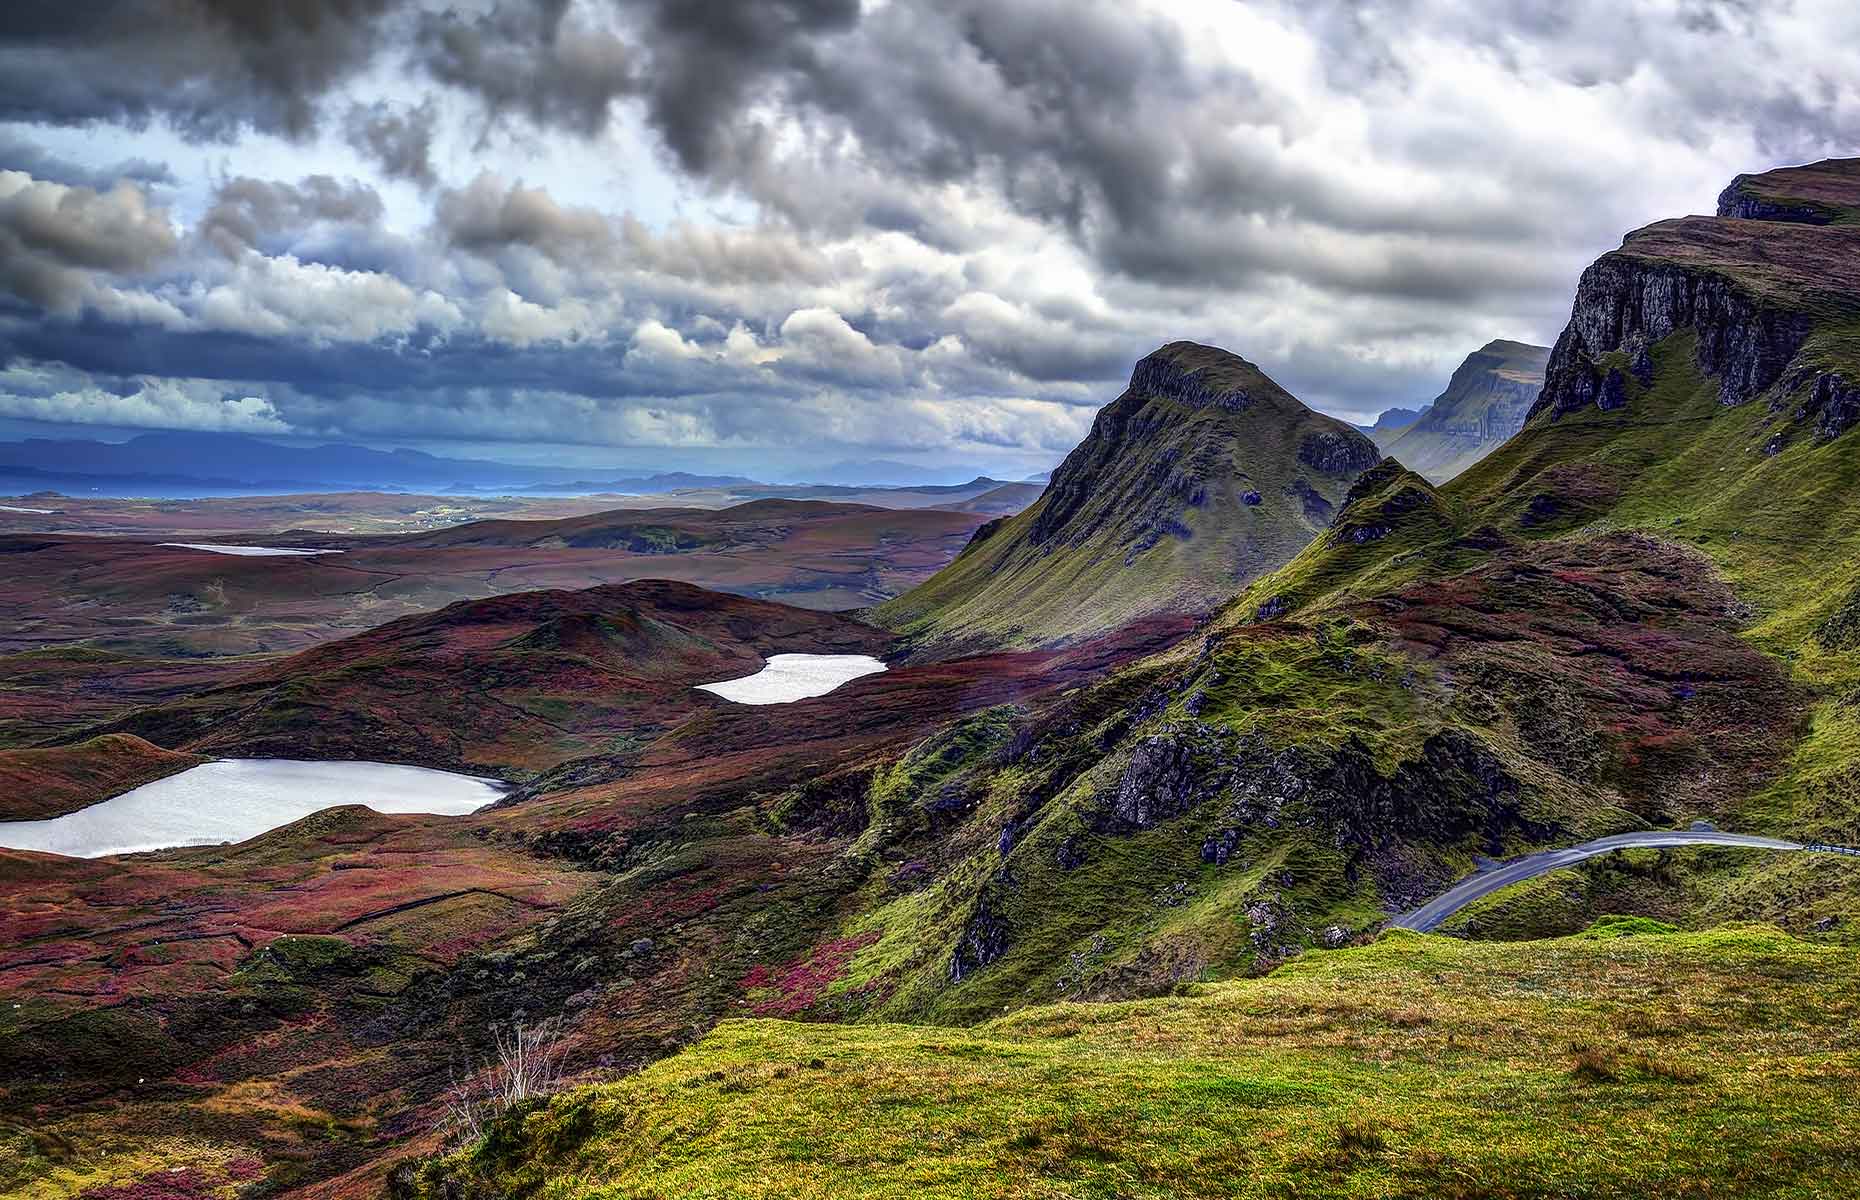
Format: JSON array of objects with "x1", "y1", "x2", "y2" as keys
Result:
[{"x1": 1393, "y1": 829, "x2": 1860, "y2": 933}]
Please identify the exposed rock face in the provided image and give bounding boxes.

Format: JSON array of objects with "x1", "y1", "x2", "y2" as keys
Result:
[
  {"x1": 949, "y1": 891, "x2": 1011, "y2": 981},
  {"x1": 1531, "y1": 159, "x2": 1860, "y2": 441},
  {"x1": 1534, "y1": 255, "x2": 1814, "y2": 416},
  {"x1": 1311, "y1": 730, "x2": 1548, "y2": 863},
  {"x1": 1715, "y1": 186, "x2": 1834, "y2": 225},
  {"x1": 1124, "y1": 346, "x2": 1270, "y2": 412},
  {"x1": 1794, "y1": 368, "x2": 1860, "y2": 443},
  {"x1": 1298, "y1": 430, "x2": 1382, "y2": 475},
  {"x1": 1715, "y1": 161, "x2": 1860, "y2": 225},
  {"x1": 1385, "y1": 339, "x2": 1550, "y2": 482},
  {"x1": 1091, "y1": 725, "x2": 1234, "y2": 834}
]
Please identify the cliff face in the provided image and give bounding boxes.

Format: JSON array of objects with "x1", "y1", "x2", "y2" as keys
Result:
[
  {"x1": 1385, "y1": 339, "x2": 1548, "y2": 481},
  {"x1": 877, "y1": 342, "x2": 1379, "y2": 654},
  {"x1": 1715, "y1": 160, "x2": 1860, "y2": 225},
  {"x1": 1530, "y1": 158, "x2": 1860, "y2": 444}
]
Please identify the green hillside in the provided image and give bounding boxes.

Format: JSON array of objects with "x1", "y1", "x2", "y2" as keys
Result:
[
  {"x1": 402, "y1": 924, "x2": 1860, "y2": 1199},
  {"x1": 876, "y1": 342, "x2": 1380, "y2": 655},
  {"x1": 403, "y1": 160, "x2": 1860, "y2": 1200}
]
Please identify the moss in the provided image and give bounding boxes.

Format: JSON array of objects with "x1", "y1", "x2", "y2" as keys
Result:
[{"x1": 407, "y1": 926, "x2": 1860, "y2": 1199}]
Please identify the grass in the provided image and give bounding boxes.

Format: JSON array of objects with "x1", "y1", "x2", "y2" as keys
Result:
[{"x1": 404, "y1": 924, "x2": 1860, "y2": 1199}]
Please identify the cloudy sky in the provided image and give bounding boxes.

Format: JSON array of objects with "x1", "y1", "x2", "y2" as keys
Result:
[{"x1": 1, "y1": 0, "x2": 1857, "y2": 476}]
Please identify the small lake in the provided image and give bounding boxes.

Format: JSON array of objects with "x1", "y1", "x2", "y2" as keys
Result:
[
  {"x1": 696, "y1": 653, "x2": 888, "y2": 704},
  {"x1": 0, "y1": 759, "x2": 505, "y2": 858},
  {"x1": 158, "y1": 543, "x2": 343, "y2": 556}
]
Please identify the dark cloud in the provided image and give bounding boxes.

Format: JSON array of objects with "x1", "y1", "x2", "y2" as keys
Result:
[
  {"x1": 414, "y1": 0, "x2": 634, "y2": 139},
  {"x1": 0, "y1": 171, "x2": 177, "y2": 311},
  {"x1": 200, "y1": 175, "x2": 386, "y2": 257},
  {"x1": 344, "y1": 100, "x2": 439, "y2": 188},
  {"x1": 433, "y1": 173, "x2": 612, "y2": 262},
  {"x1": 0, "y1": 0, "x2": 401, "y2": 140},
  {"x1": 626, "y1": 0, "x2": 861, "y2": 173}
]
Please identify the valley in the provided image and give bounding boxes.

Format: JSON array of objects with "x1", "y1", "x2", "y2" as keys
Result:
[
  {"x1": 6, "y1": 157, "x2": 1860, "y2": 1200},
  {"x1": 0, "y1": 501, "x2": 985, "y2": 748}
]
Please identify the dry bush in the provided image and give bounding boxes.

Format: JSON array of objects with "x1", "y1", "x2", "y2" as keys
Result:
[
  {"x1": 442, "y1": 1018, "x2": 568, "y2": 1145},
  {"x1": 1624, "y1": 1051, "x2": 1705, "y2": 1084},
  {"x1": 1335, "y1": 1120, "x2": 1388, "y2": 1155},
  {"x1": 1569, "y1": 1043, "x2": 1620, "y2": 1083}
]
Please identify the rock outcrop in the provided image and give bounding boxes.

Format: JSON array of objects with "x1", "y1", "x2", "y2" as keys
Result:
[{"x1": 1530, "y1": 158, "x2": 1860, "y2": 443}]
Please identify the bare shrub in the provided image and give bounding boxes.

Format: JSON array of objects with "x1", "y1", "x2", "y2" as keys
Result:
[
  {"x1": 442, "y1": 1018, "x2": 568, "y2": 1145},
  {"x1": 1624, "y1": 1051, "x2": 1705, "y2": 1084}
]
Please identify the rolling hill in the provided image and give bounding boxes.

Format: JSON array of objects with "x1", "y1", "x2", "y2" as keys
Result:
[
  {"x1": 89, "y1": 580, "x2": 893, "y2": 774},
  {"x1": 0, "y1": 734, "x2": 204, "y2": 820}
]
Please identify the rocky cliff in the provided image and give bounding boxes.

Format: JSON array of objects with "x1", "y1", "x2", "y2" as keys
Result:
[
  {"x1": 1384, "y1": 339, "x2": 1548, "y2": 481},
  {"x1": 1529, "y1": 157, "x2": 1860, "y2": 446}
]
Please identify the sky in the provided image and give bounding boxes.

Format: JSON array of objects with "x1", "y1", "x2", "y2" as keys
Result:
[{"x1": 1, "y1": 0, "x2": 1858, "y2": 477}]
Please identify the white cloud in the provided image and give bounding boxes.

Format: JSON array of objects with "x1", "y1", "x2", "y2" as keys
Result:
[
  {"x1": 5, "y1": 0, "x2": 1860, "y2": 470},
  {"x1": 187, "y1": 253, "x2": 463, "y2": 343},
  {"x1": 0, "y1": 378, "x2": 288, "y2": 433}
]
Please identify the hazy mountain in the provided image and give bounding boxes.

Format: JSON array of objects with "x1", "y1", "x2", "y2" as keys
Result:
[
  {"x1": 0, "y1": 431, "x2": 757, "y2": 495},
  {"x1": 1358, "y1": 402, "x2": 1432, "y2": 443},
  {"x1": 786, "y1": 459, "x2": 994, "y2": 487},
  {"x1": 1383, "y1": 340, "x2": 1550, "y2": 480}
]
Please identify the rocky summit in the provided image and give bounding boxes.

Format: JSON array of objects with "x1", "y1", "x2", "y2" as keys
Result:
[
  {"x1": 1383, "y1": 339, "x2": 1549, "y2": 482},
  {"x1": 876, "y1": 341, "x2": 1380, "y2": 655}
]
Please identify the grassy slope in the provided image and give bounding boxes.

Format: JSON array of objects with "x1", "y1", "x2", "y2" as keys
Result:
[
  {"x1": 405, "y1": 924, "x2": 1860, "y2": 1199},
  {"x1": 686, "y1": 318, "x2": 1860, "y2": 1042},
  {"x1": 694, "y1": 179, "x2": 1860, "y2": 1029},
  {"x1": 0, "y1": 734, "x2": 204, "y2": 820}
]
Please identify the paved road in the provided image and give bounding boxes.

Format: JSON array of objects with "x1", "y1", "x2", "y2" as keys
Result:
[{"x1": 1392, "y1": 830, "x2": 1825, "y2": 933}]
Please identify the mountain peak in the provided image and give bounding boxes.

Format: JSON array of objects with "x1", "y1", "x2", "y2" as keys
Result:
[
  {"x1": 877, "y1": 343, "x2": 1379, "y2": 654},
  {"x1": 1126, "y1": 341, "x2": 1302, "y2": 415},
  {"x1": 1385, "y1": 340, "x2": 1549, "y2": 482}
]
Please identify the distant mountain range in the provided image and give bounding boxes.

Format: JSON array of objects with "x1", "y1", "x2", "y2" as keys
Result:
[
  {"x1": 786, "y1": 459, "x2": 997, "y2": 487},
  {"x1": 0, "y1": 431, "x2": 761, "y2": 496},
  {"x1": 0, "y1": 432, "x2": 1029, "y2": 498}
]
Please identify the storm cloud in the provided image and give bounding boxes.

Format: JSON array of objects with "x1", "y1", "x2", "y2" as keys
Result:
[{"x1": 1, "y1": 0, "x2": 1857, "y2": 472}]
